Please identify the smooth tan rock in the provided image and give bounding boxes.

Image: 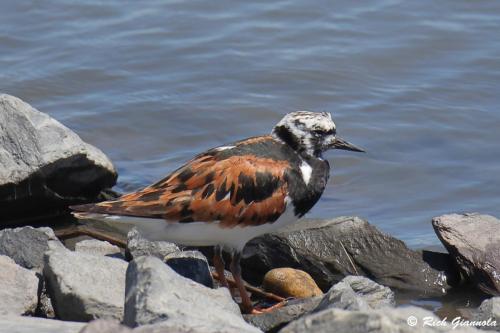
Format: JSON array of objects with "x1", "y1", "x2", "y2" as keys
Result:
[{"x1": 262, "y1": 268, "x2": 323, "y2": 298}]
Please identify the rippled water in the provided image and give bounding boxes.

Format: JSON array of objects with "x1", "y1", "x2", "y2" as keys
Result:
[{"x1": 2, "y1": 1, "x2": 500, "y2": 247}]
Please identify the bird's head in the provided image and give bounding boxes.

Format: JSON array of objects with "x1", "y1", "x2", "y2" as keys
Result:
[{"x1": 271, "y1": 111, "x2": 364, "y2": 158}]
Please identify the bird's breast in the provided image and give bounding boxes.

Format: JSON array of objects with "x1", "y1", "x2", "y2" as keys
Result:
[{"x1": 286, "y1": 158, "x2": 330, "y2": 217}]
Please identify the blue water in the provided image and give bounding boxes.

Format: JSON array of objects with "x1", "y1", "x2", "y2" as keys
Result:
[{"x1": 1, "y1": 1, "x2": 500, "y2": 247}]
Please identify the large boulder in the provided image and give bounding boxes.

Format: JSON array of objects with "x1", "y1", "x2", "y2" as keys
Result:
[
  {"x1": 0, "y1": 94, "x2": 117, "y2": 223},
  {"x1": 242, "y1": 217, "x2": 455, "y2": 295},
  {"x1": 432, "y1": 213, "x2": 500, "y2": 295},
  {"x1": 123, "y1": 256, "x2": 261, "y2": 333},
  {"x1": 44, "y1": 244, "x2": 127, "y2": 321},
  {"x1": 0, "y1": 255, "x2": 39, "y2": 315}
]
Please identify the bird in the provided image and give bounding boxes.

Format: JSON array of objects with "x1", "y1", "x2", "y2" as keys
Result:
[{"x1": 71, "y1": 111, "x2": 364, "y2": 314}]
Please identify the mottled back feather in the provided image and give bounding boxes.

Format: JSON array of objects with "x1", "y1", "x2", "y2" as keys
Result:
[{"x1": 72, "y1": 136, "x2": 292, "y2": 228}]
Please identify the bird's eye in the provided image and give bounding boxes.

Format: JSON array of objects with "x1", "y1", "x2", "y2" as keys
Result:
[
  {"x1": 313, "y1": 129, "x2": 325, "y2": 136},
  {"x1": 313, "y1": 129, "x2": 335, "y2": 136}
]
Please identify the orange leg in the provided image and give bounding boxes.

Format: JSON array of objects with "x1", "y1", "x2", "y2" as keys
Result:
[
  {"x1": 213, "y1": 246, "x2": 230, "y2": 289},
  {"x1": 253, "y1": 301, "x2": 288, "y2": 313},
  {"x1": 229, "y1": 251, "x2": 255, "y2": 314}
]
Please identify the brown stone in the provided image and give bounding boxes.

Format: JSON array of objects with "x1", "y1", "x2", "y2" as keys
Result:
[
  {"x1": 263, "y1": 268, "x2": 323, "y2": 298},
  {"x1": 433, "y1": 213, "x2": 500, "y2": 295}
]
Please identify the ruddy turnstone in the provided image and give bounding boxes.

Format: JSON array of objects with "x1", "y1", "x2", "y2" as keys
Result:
[{"x1": 72, "y1": 111, "x2": 364, "y2": 313}]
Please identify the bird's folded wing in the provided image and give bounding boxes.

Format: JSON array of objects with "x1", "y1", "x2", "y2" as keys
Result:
[{"x1": 72, "y1": 150, "x2": 291, "y2": 228}]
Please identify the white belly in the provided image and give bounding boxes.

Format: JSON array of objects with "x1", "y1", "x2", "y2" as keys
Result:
[{"x1": 81, "y1": 205, "x2": 298, "y2": 252}]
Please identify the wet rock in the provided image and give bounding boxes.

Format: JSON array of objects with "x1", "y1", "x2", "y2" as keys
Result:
[
  {"x1": 44, "y1": 244, "x2": 127, "y2": 321},
  {"x1": 0, "y1": 315, "x2": 85, "y2": 333},
  {"x1": 0, "y1": 94, "x2": 117, "y2": 223},
  {"x1": 433, "y1": 213, "x2": 500, "y2": 295},
  {"x1": 126, "y1": 228, "x2": 179, "y2": 260},
  {"x1": 262, "y1": 268, "x2": 323, "y2": 298},
  {"x1": 0, "y1": 255, "x2": 39, "y2": 315},
  {"x1": 0, "y1": 226, "x2": 62, "y2": 270},
  {"x1": 123, "y1": 256, "x2": 261, "y2": 333},
  {"x1": 75, "y1": 239, "x2": 123, "y2": 258},
  {"x1": 473, "y1": 297, "x2": 500, "y2": 331},
  {"x1": 244, "y1": 297, "x2": 322, "y2": 333},
  {"x1": 316, "y1": 276, "x2": 395, "y2": 312},
  {"x1": 243, "y1": 217, "x2": 451, "y2": 296},
  {"x1": 164, "y1": 250, "x2": 213, "y2": 288},
  {"x1": 79, "y1": 319, "x2": 132, "y2": 333},
  {"x1": 280, "y1": 306, "x2": 482, "y2": 333}
]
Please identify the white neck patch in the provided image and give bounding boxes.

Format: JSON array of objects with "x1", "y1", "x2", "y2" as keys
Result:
[{"x1": 300, "y1": 160, "x2": 313, "y2": 185}]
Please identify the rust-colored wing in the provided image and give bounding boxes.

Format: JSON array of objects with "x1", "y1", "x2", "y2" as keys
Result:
[{"x1": 72, "y1": 138, "x2": 292, "y2": 228}]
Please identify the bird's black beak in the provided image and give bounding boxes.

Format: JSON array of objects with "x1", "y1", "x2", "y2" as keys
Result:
[{"x1": 330, "y1": 137, "x2": 365, "y2": 152}]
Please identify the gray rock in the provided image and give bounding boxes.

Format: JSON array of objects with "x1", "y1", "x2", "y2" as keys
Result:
[
  {"x1": 0, "y1": 315, "x2": 85, "y2": 333},
  {"x1": 0, "y1": 255, "x2": 39, "y2": 315},
  {"x1": 280, "y1": 306, "x2": 482, "y2": 333},
  {"x1": 126, "y1": 228, "x2": 179, "y2": 260},
  {"x1": 244, "y1": 297, "x2": 322, "y2": 333},
  {"x1": 44, "y1": 244, "x2": 127, "y2": 321},
  {"x1": 75, "y1": 239, "x2": 123, "y2": 258},
  {"x1": 79, "y1": 319, "x2": 133, "y2": 333},
  {"x1": 124, "y1": 256, "x2": 261, "y2": 333},
  {"x1": 316, "y1": 276, "x2": 395, "y2": 312},
  {"x1": 473, "y1": 297, "x2": 500, "y2": 331},
  {"x1": 164, "y1": 250, "x2": 213, "y2": 288},
  {"x1": 433, "y1": 213, "x2": 500, "y2": 295},
  {"x1": 0, "y1": 226, "x2": 62, "y2": 270},
  {"x1": 243, "y1": 217, "x2": 453, "y2": 296},
  {"x1": 315, "y1": 282, "x2": 371, "y2": 312},
  {"x1": 0, "y1": 94, "x2": 117, "y2": 223}
]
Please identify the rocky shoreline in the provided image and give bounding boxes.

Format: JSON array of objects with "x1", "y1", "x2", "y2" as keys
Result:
[{"x1": 0, "y1": 94, "x2": 499, "y2": 332}]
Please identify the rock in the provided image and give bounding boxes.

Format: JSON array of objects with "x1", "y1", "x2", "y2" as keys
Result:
[
  {"x1": 242, "y1": 217, "x2": 452, "y2": 296},
  {"x1": 36, "y1": 280, "x2": 56, "y2": 318},
  {"x1": 75, "y1": 239, "x2": 123, "y2": 258},
  {"x1": 280, "y1": 306, "x2": 482, "y2": 333},
  {"x1": 262, "y1": 268, "x2": 323, "y2": 299},
  {"x1": 127, "y1": 229, "x2": 212, "y2": 287},
  {"x1": 44, "y1": 244, "x2": 127, "y2": 321},
  {"x1": 473, "y1": 297, "x2": 500, "y2": 331},
  {"x1": 124, "y1": 256, "x2": 261, "y2": 333},
  {"x1": 244, "y1": 297, "x2": 322, "y2": 333},
  {"x1": 316, "y1": 276, "x2": 395, "y2": 312},
  {"x1": 0, "y1": 226, "x2": 62, "y2": 270},
  {"x1": 79, "y1": 319, "x2": 133, "y2": 333},
  {"x1": 126, "y1": 228, "x2": 179, "y2": 260},
  {"x1": 0, "y1": 315, "x2": 85, "y2": 333},
  {"x1": 0, "y1": 94, "x2": 117, "y2": 223},
  {"x1": 433, "y1": 213, "x2": 500, "y2": 295},
  {"x1": 0, "y1": 255, "x2": 39, "y2": 315},
  {"x1": 164, "y1": 250, "x2": 214, "y2": 288}
]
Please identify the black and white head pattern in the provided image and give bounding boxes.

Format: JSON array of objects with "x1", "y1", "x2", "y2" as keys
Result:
[{"x1": 272, "y1": 111, "x2": 337, "y2": 157}]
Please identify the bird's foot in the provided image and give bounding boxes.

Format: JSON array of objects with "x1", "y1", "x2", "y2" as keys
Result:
[{"x1": 249, "y1": 300, "x2": 289, "y2": 314}]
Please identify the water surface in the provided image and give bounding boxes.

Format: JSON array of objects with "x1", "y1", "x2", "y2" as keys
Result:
[{"x1": 2, "y1": 0, "x2": 500, "y2": 247}]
